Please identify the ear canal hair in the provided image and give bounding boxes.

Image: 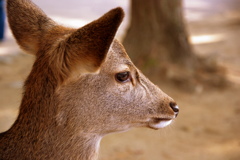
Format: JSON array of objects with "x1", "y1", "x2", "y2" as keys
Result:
[
  {"x1": 7, "y1": 0, "x2": 56, "y2": 54},
  {"x1": 64, "y1": 7, "x2": 124, "y2": 73}
]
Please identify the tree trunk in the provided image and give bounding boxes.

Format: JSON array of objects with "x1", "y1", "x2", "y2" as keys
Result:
[
  {"x1": 123, "y1": 0, "x2": 228, "y2": 91},
  {"x1": 123, "y1": 0, "x2": 196, "y2": 73}
]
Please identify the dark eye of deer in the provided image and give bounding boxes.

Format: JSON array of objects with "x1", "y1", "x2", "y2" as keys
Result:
[{"x1": 115, "y1": 72, "x2": 131, "y2": 83}]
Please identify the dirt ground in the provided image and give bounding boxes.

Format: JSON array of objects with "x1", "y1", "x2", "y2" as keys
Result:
[{"x1": 0, "y1": 2, "x2": 240, "y2": 160}]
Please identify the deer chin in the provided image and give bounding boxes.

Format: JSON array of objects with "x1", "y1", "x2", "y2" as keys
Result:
[{"x1": 148, "y1": 118, "x2": 173, "y2": 130}]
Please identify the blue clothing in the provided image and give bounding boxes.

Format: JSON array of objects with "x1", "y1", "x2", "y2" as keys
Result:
[{"x1": 0, "y1": 0, "x2": 5, "y2": 41}]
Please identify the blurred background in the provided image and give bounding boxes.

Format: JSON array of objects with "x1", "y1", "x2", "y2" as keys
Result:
[{"x1": 0, "y1": 0, "x2": 240, "y2": 159}]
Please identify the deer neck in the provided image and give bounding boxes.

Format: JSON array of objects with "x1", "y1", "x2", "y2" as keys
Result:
[
  {"x1": 7, "y1": 124, "x2": 102, "y2": 159},
  {"x1": 6, "y1": 64, "x2": 102, "y2": 159},
  {"x1": 11, "y1": 101, "x2": 102, "y2": 160}
]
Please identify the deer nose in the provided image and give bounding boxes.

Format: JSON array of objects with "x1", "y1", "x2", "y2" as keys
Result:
[{"x1": 170, "y1": 102, "x2": 179, "y2": 117}]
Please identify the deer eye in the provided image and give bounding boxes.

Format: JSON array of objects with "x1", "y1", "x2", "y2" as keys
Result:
[{"x1": 115, "y1": 72, "x2": 131, "y2": 83}]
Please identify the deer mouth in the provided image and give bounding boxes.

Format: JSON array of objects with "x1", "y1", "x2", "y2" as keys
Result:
[{"x1": 148, "y1": 118, "x2": 173, "y2": 130}]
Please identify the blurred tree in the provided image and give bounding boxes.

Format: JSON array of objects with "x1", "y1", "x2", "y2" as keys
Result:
[{"x1": 123, "y1": 0, "x2": 227, "y2": 91}]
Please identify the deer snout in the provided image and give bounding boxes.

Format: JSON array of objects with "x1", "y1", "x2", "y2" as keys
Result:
[{"x1": 170, "y1": 102, "x2": 179, "y2": 117}]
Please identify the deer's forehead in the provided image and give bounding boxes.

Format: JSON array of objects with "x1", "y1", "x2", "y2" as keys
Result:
[{"x1": 102, "y1": 40, "x2": 133, "y2": 70}]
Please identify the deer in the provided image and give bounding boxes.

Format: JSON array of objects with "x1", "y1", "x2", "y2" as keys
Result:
[{"x1": 0, "y1": 0, "x2": 179, "y2": 159}]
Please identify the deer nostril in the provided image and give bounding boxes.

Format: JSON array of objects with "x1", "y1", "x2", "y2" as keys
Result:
[{"x1": 170, "y1": 102, "x2": 179, "y2": 113}]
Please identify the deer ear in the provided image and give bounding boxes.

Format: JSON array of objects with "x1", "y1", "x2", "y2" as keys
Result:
[
  {"x1": 7, "y1": 0, "x2": 55, "y2": 54},
  {"x1": 64, "y1": 7, "x2": 124, "y2": 73}
]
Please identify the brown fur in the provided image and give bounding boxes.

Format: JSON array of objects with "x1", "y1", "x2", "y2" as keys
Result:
[{"x1": 0, "y1": 0, "x2": 179, "y2": 159}]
